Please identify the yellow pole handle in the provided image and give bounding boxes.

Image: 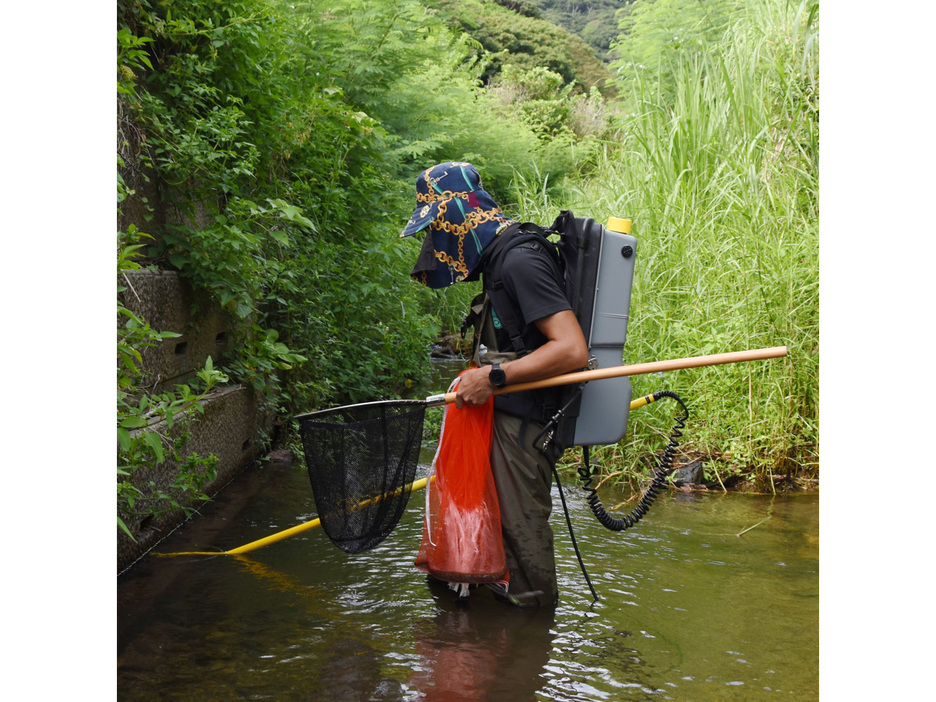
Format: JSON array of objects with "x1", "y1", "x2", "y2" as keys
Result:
[{"x1": 154, "y1": 476, "x2": 435, "y2": 558}]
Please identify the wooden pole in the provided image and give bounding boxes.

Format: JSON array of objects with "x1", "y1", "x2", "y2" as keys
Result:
[{"x1": 439, "y1": 346, "x2": 788, "y2": 404}]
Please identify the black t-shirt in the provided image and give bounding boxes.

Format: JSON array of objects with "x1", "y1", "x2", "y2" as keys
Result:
[{"x1": 491, "y1": 239, "x2": 571, "y2": 353}]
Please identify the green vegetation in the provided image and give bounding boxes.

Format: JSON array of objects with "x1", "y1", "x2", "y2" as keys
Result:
[
  {"x1": 117, "y1": 225, "x2": 229, "y2": 536},
  {"x1": 117, "y1": 0, "x2": 819, "y2": 526},
  {"x1": 546, "y1": 0, "x2": 818, "y2": 490},
  {"x1": 431, "y1": 0, "x2": 616, "y2": 90},
  {"x1": 531, "y1": 0, "x2": 636, "y2": 59}
]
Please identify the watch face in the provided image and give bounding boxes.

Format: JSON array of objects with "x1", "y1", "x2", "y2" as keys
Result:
[{"x1": 490, "y1": 366, "x2": 507, "y2": 388}]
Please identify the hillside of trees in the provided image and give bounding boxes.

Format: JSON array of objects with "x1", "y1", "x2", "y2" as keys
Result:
[
  {"x1": 527, "y1": 0, "x2": 635, "y2": 58},
  {"x1": 431, "y1": 0, "x2": 617, "y2": 89}
]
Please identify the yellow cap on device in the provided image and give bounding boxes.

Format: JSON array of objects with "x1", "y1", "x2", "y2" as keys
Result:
[{"x1": 606, "y1": 217, "x2": 632, "y2": 234}]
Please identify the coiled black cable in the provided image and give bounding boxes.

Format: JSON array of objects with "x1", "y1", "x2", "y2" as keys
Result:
[{"x1": 580, "y1": 390, "x2": 689, "y2": 531}]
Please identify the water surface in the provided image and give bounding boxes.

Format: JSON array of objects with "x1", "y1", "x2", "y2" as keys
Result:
[{"x1": 118, "y1": 453, "x2": 818, "y2": 700}]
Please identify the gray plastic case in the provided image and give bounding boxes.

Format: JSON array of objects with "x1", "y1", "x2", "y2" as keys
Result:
[{"x1": 572, "y1": 226, "x2": 638, "y2": 447}]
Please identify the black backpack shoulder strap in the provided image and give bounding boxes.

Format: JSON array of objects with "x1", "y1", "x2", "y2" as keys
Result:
[{"x1": 482, "y1": 222, "x2": 561, "y2": 356}]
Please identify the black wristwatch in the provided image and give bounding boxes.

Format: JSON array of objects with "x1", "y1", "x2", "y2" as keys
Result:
[{"x1": 488, "y1": 363, "x2": 507, "y2": 388}]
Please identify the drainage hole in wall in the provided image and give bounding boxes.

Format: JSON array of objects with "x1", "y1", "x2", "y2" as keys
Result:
[
  {"x1": 215, "y1": 332, "x2": 227, "y2": 345},
  {"x1": 242, "y1": 439, "x2": 251, "y2": 452},
  {"x1": 174, "y1": 341, "x2": 188, "y2": 356}
]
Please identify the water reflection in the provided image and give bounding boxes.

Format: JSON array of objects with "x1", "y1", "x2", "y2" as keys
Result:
[
  {"x1": 408, "y1": 580, "x2": 555, "y2": 701},
  {"x1": 317, "y1": 635, "x2": 405, "y2": 700}
]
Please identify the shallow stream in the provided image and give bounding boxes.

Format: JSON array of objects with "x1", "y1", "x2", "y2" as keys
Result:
[{"x1": 118, "y1": 443, "x2": 818, "y2": 700}]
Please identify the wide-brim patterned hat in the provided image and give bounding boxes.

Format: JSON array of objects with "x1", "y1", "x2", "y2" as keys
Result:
[{"x1": 401, "y1": 162, "x2": 514, "y2": 289}]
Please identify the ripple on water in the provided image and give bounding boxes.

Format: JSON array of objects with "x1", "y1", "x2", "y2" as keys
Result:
[{"x1": 118, "y1": 464, "x2": 818, "y2": 700}]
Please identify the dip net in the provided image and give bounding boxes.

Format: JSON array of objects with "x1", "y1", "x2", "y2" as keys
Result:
[{"x1": 296, "y1": 400, "x2": 426, "y2": 554}]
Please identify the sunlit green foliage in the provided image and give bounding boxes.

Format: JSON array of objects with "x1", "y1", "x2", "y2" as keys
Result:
[
  {"x1": 116, "y1": 0, "x2": 602, "y2": 419},
  {"x1": 120, "y1": 0, "x2": 424, "y2": 409},
  {"x1": 610, "y1": 0, "x2": 743, "y2": 98},
  {"x1": 489, "y1": 65, "x2": 613, "y2": 142},
  {"x1": 550, "y1": 0, "x2": 817, "y2": 488},
  {"x1": 116, "y1": 0, "x2": 818, "y2": 506}
]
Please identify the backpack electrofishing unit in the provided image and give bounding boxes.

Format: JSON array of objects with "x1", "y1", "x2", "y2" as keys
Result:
[
  {"x1": 465, "y1": 210, "x2": 640, "y2": 450},
  {"x1": 465, "y1": 211, "x2": 689, "y2": 572}
]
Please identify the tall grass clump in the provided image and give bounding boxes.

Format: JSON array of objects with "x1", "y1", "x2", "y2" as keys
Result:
[{"x1": 552, "y1": 0, "x2": 818, "y2": 489}]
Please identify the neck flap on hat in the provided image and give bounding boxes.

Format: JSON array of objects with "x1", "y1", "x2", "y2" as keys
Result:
[{"x1": 402, "y1": 162, "x2": 515, "y2": 289}]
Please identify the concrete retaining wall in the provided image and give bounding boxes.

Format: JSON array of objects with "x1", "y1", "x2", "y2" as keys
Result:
[
  {"x1": 119, "y1": 269, "x2": 232, "y2": 393},
  {"x1": 118, "y1": 270, "x2": 273, "y2": 573}
]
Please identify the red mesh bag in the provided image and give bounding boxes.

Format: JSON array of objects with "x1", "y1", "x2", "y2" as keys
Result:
[{"x1": 415, "y1": 374, "x2": 507, "y2": 590}]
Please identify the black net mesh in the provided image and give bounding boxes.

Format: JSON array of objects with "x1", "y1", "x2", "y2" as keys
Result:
[{"x1": 296, "y1": 400, "x2": 427, "y2": 554}]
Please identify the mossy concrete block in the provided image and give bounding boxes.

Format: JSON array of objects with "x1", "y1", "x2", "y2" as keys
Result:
[
  {"x1": 117, "y1": 385, "x2": 273, "y2": 573},
  {"x1": 119, "y1": 269, "x2": 232, "y2": 392}
]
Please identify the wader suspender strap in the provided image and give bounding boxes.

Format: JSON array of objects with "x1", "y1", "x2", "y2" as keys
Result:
[{"x1": 465, "y1": 292, "x2": 489, "y2": 367}]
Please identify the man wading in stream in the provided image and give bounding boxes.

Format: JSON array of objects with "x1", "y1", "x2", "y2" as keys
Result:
[{"x1": 400, "y1": 162, "x2": 588, "y2": 607}]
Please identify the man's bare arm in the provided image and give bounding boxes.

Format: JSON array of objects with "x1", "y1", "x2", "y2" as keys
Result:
[{"x1": 455, "y1": 309, "x2": 588, "y2": 408}]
